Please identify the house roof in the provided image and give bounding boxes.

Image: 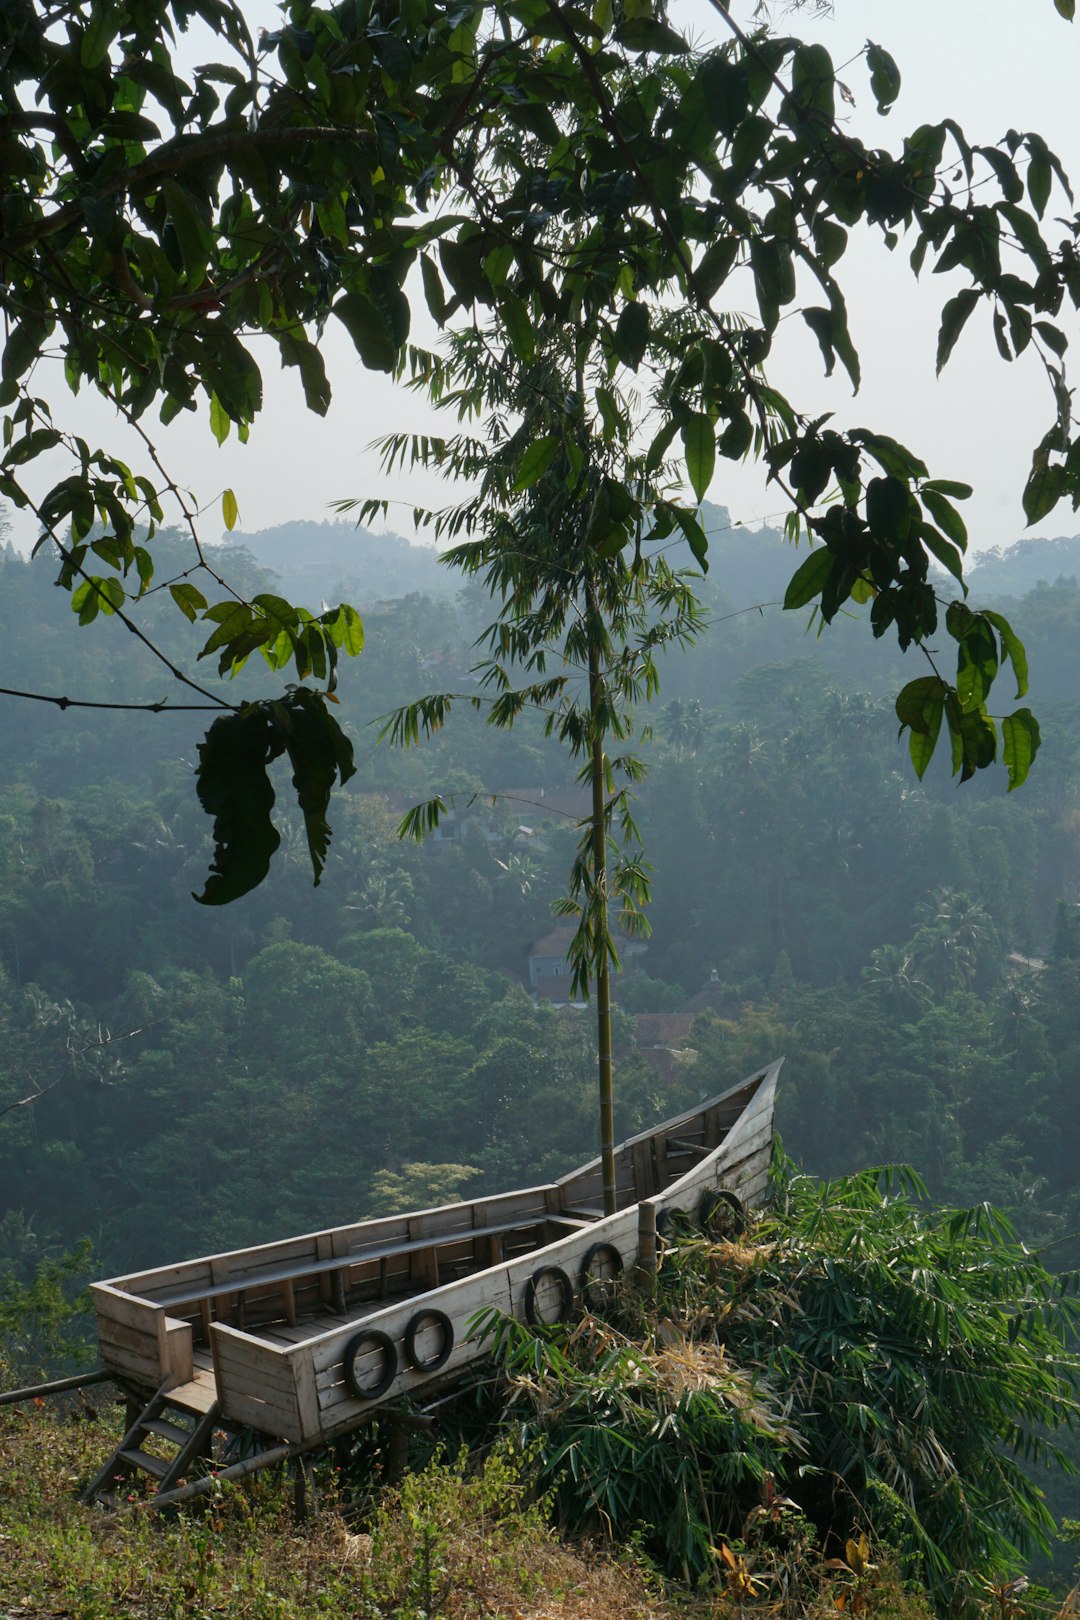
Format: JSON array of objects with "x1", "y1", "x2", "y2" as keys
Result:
[
  {"x1": 633, "y1": 1012, "x2": 696, "y2": 1049},
  {"x1": 529, "y1": 926, "x2": 578, "y2": 959}
]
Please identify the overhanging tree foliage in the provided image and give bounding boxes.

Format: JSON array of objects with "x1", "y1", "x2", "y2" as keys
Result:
[{"x1": 1, "y1": 0, "x2": 1078, "y2": 896}]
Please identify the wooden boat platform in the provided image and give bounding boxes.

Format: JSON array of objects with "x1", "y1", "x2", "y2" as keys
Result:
[{"x1": 89, "y1": 1062, "x2": 780, "y2": 1466}]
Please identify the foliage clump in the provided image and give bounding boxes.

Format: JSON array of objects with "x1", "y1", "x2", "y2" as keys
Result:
[{"x1": 476, "y1": 1162, "x2": 1080, "y2": 1610}]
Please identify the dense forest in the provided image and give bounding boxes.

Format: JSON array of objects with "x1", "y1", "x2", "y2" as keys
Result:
[{"x1": 4, "y1": 504, "x2": 1080, "y2": 1312}]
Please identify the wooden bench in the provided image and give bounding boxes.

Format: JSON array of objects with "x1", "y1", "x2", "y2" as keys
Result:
[{"x1": 153, "y1": 1215, "x2": 585, "y2": 1334}]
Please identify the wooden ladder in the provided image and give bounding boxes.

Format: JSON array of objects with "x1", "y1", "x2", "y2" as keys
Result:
[{"x1": 82, "y1": 1386, "x2": 221, "y2": 1504}]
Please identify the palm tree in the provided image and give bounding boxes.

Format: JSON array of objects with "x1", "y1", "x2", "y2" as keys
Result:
[{"x1": 910, "y1": 889, "x2": 997, "y2": 998}]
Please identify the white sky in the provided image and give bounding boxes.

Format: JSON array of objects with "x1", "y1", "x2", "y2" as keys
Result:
[{"x1": 9, "y1": 0, "x2": 1080, "y2": 558}]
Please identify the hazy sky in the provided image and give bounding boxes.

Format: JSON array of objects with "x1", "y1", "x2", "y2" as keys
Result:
[{"x1": 9, "y1": 0, "x2": 1080, "y2": 561}]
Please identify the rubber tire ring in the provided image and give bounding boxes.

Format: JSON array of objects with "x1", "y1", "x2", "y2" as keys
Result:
[
  {"x1": 404, "y1": 1308, "x2": 454, "y2": 1373},
  {"x1": 578, "y1": 1242, "x2": 624, "y2": 1309},
  {"x1": 655, "y1": 1206, "x2": 671, "y2": 1238},
  {"x1": 343, "y1": 1329, "x2": 398, "y2": 1400},
  {"x1": 698, "y1": 1188, "x2": 746, "y2": 1239},
  {"x1": 523, "y1": 1265, "x2": 575, "y2": 1326}
]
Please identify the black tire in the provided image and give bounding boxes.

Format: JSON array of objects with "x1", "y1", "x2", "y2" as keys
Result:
[
  {"x1": 523, "y1": 1265, "x2": 575, "y2": 1326},
  {"x1": 404, "y1": 1308, "x2": 454, "y2": 1373},
  {"x1": 655, "y1": 1205, "x2": 671, "y2": 1238},
  {"x1": 698, "y1": 1187, "x2": 746, "y2": 1239},
  {"x1": 342, "y1": 1329, "x2": 398, "y2": 1400},
  {"x1": 578, "y1": 1242, "x2": 624, "y2": 1309}
]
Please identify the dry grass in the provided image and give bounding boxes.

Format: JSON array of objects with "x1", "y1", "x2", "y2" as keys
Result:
[{"x1": 0, "y1": 1394, "x2": 683, "y2": 1620}]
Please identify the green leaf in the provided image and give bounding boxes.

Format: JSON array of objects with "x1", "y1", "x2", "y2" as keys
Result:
[
  {"x1": 161, "y1": 178, "x2": 210, "y2": 289},
  {"x1": 420, "y1": 254, "x2": 447, "y2": 328},
  {"x1": 281, "y1": 688, "x2": 357, "y2": 886},
  {"x1": 1023, "y1": 460, "x2": 1066, "y2": 524},
  {"x1": 918, "y1": 522, "x2": 964, "y2": 583},
  {"x1": 922, "y1": 479, "x2": 973, "y2": 499},
  {"x1": 222, "y1": 488, "x2": 239, "y2": 531},
  {"x1": 81, "y1": 1, "x2": 119, "y2": 68},
  {"x1": 784, "y1": 547, "x2": 833, "y2": 610},
  {"x1": 983, "y1": 609, "x2": 1029, "y2": 697},
  {"x1": 1002, "y1": 708, "x2": 1041, "y2": 788},
  {"x1": 936, "y1": 287, "x2": 981, "y2": 374},
  {"x1": 866, "y1": 41, "x2": 901, "y2": 114},
  {"x1": 895, "y1": 673, "x2": 949, "y2": 733},
  {"x1": 501, "y1": 293, "x2": 534, "y2": 365},
  {"x1": 866, "y1": 475, "x2": 911, "y2": 541},
  {"x1": 193, "y1": 706, "x2": 283, "y2": 905},
  {"x1": 896, "y1": 676, "x2": 947, "y2": 778},
  {"x1": 909, "y1": 704, "x2": 944, "y2": 778},
  {"x1": 513, "y1": 435, "x2": 559, "y2": 491},
  {"x1": 667, "y1": 504, "x2": 709, "y2": 571},
  {"x1": 277, "y1": 332, "x2": 332, "y2": 416},
  {"x1": 170, "y1": 582, "x2": 209, "y2": 623},
  {"x1": 209, "y1": 392, "x2": 232, "y2": 448},
  {"x1": 1055, "y1": 0, "x2": 1075, "y2": 17},
  {"x1": 682, "y1": 413, "x2": 715, "y2": 503},
  {"x1": 718, "y1": 412, "x2": 753, "y2": 461},
  {"x1": 615, "y1": 16, "x2": 689, "y2": 53},
  {"x1": 921, "y1": 489, "x2": 968, "y2": 552},
  {"x1": 332, "y1": 290, "x2": 399, "y2": 372},
  {"x1": 614, "y1": 302, "x2": 650, "y2": 371},
  {"x1": 803, "y1": 307, "x2": 843, "y2": 382},
  {"x1": 324, "y1": 602, "x2": 364, "y2": 656},
  {"x1": 645, "y1": 417, "x2": 679, "y2": 475}
]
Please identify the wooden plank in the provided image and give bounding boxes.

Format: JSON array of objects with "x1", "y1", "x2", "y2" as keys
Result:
[
  {"x1": 105, "y1": 1261, "x2": 213, "y2": 1298},
  {"x1": 94, "y1": 1317, "x2": 160, "y2": 1357},
  {"x1": 91, "y1": 1285, "x2": 164, "y2": 1338},
  {"x1": 211, "y1": 1342, "x2": 298, "y2": 1397},
  {"x1": 95, "y1": 1339, "x2": 162, "y2": 1386},
  {"x1": 166, "y1": 1372, "x2": 220, "y2": 1416},
  {"x1": 163, "y1": 1317, "x2": 193, "y2": 1387},
  {"x1": 217, "y1": 1387, "x2": 298, "y2": 1439}
]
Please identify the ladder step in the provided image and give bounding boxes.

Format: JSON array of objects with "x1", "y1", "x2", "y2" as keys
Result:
[
  {"x1": 119, "y1": 1448, "x2": 170, "y2": 1480},
  {"x1": 144, "y1": 1416, "x2": 193, "y2": 1445}
]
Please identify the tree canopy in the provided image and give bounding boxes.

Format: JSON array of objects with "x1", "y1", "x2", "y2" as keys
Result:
[{"x1": 1, "y1": 0, "x2": 1078, "y2": 895}]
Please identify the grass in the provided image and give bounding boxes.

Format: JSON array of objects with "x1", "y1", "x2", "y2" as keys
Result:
[
  {"x1": 0, "y1": 1392, "x2": 679, "y2": 1619},
  {"x1": 0, "y1": 1375, "x2": 1056, "y2": 1620}
]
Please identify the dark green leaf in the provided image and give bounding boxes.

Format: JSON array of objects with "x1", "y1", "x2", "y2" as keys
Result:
[
  {"x1": 784, "y1": 547, "x2": 833, "y2": 610},
  {"x1": 682, "y1": 413, "x2": 715, "y2": 503},
  {"x1": 193, "y1": 707, "x2": 283, "y2": 905},
  {"x1": 918, "y1": 522, "x2": 964, "y2": 583},
  {"x1": 936, "y1": 287, "x2": 980, "y2": 374},
  {"x1": 614, "y1": 302, "x2": 650, "y2": 372},
  {"x1": 921, "y1": 489, "x2": 968, "y2": 552},
  {"x1": 1023, "y1": 460, "x2": 1066, "y2": 524},
  {"x1": 277, "y1": 332, "x2": 332, "y2": 416},
  {"x1": 170, "y1": 582, "x2": 209, "y2": 623},
  {"x1": 514, "y1": 435, "x2": 559, "y2": 491},
  {"x1": 866, "y1": 475, "x2": 911, "y2": 541},
  {"x1": 983, "y1": 609, "x2": 1029, "y2": 697},
  {"x1": 332, "y1": 290, "x2": 399, "y2": 372},
  {"x1": 1002, "y1": 708, "x2": 1041, "y2": 789},
  {"x1": 866, "y1": 41, "x2": 901, "y2": 113},
  {"x1": 615, "y1": 17, "x2": 689, "y2": 53}
]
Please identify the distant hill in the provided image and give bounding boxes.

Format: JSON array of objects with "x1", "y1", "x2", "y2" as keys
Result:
[
  {"x1": 222, "y1": 519, "x2": 454, "y2": 607},
  {"x1": 224, "y1": 510, "x2": 1080, "y2": 621},
  {"x1": 965, "y1": 534, "x2": 1080, "y2": 599}
]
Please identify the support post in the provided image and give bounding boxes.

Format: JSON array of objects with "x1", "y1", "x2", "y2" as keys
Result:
[{"x1": 636, "y1": 1199, "x2": 658, "y2": 1294}]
